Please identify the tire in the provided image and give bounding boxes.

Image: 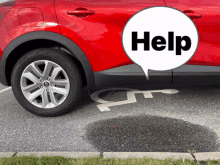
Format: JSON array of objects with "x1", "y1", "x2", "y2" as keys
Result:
[{"x1": 11, "y1": 48, "x2": 83, "y2": 117}]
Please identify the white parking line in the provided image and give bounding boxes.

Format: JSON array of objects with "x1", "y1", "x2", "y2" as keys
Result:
[
  {"x1": 91, "y1": 88, "x2": 179, "y2": 111},
  {"x1": 0, "y1": 87, "x2": 11, "y2": 93}
]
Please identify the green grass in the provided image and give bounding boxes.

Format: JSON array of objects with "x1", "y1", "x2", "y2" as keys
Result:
[{"x1": 0, "y1": 155, "x2": 219, "y2": 165}]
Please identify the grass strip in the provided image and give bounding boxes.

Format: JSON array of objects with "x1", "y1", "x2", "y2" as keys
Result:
[{"x1": 0, "y1": 155, "x2": 219, "y2": 165}]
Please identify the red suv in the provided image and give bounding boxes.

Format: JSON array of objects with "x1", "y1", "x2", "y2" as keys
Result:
[{"x1": 0, "y1": 0, "x2": 220, "y2": 117}]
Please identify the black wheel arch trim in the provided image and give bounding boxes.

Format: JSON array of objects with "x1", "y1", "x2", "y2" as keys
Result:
[{"x1": 0, "y1": 31, "x2": 96, "y2": 94}]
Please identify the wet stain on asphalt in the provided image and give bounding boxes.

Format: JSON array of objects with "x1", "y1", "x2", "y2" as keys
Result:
[{"x1": 84, "y1": 115, "x2": 220, "y2": 152}]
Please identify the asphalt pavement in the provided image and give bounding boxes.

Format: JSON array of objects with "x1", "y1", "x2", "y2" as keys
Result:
[{"x1": 0, "y1": 83, "x2": 219, "y2": 161}]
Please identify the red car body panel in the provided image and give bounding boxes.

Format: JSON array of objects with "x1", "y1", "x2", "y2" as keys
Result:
[
  {"x1": 165, "y1": 0, "x2": 220, "y2": 67},
  {"x1": 18, "y1": 7, "x2": 44, "y2": 27},
  {"x1": 1, "y1": 0, "x2": 220, "y2": 69},
  {"x1": 0, "y1": 21, "x2": 12, "y2": 60},
  {"x1": 2, "y1": 0, "x2": 60, "y2": 42},
  {"x1": 54, "y1": 0, "x2": 165, "y2": 71}
]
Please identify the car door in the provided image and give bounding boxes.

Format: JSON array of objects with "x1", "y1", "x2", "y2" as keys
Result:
[
  {"x1": 55, "y1": 0, "x2": 173, "y2": 89},
  {"x1": 165, "y1": 0, "x2": 220, "y2": 85},
  {"x1": 54, "y1": 0, "x2": 166, "y2": 72}
]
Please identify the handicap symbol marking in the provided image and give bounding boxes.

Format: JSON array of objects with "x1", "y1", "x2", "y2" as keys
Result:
[{"x1": 90, "y1": 88, "x2": 179, "y2": 111}]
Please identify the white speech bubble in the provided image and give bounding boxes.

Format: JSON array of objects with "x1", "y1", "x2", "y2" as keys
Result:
[{"x1": 122, "y1": 6, "x2": 199, "y2": 80}]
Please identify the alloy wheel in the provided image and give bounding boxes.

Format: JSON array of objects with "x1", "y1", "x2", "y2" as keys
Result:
[{"x1": 20, "y1": 60, "x2": 70, "y2": 108}]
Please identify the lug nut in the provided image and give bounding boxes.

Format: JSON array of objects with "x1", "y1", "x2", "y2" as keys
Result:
[
  {"x1": 47, "y1": 77, "x2": 51, "y2": 81},
  {"x1": 39, "y1": 78, "x2": 43, "y2": 82},
  {"x1": 46, "y1": 88, "x2": 49, "y2": 92},
  {"x1": 40, "y1": 86, "x2": 43, "y2": 89},
  {"x1": 51, "y1": 84, "x2": 54, "y2": 87}
]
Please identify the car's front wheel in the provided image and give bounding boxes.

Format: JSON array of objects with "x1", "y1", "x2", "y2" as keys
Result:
[{"x1": 11, "y1": 48, "x2": 83, "y2": 117}]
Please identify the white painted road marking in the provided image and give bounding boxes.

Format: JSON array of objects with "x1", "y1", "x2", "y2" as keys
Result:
[
  {"x1": 0, "y1": 87, "x2": 11, "y2": 93},
  {"x1": 91, "y1": 88, "x2": 179, "y2": 111}
]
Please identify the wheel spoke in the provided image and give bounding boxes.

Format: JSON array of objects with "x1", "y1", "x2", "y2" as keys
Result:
[
  {"x1": 22, "y1": 83, "x2": 41, "y2": 92},
  {"x1": 30, "y1": 63, "x2": 43, "y2": 78},
  {"x1": 43, "y1": 61, "x2": 53, "y2": 78},
  {"x1": 53, "y1": 79, "x2": 69, "y2": 86},
  {"x1": 22, "y1": 72, "x2": 41, "y2": 84},
  {"x1": 50, "y1": 86, "x2": 68, "y2": 97},
  {"x1": 49, "y1": 89, "x2": 58, "y2": 106},
  {"x1": 42, "y1": 90, "x2": 49, "y2": 108},
  {"x1": 51, "y1": 67, "x2": 62, "y2": 81},
  {"x1": 27, "y1": 88, "x2": 43, "y2": 102}
]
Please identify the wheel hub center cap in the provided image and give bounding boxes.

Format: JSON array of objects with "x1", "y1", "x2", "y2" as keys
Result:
[{"x1": 43, "y1": 81, "x2": 50, "y2": 87}]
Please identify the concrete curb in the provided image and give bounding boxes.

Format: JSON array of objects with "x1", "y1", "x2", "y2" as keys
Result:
[
  {"x1": 103, "y1": 152, "x2": 194, "y2": 160},
  {"x1": 194, "y1": 152, "x2": 220, "y2": 161},
  {"x1": 0, "y1": 152, "x2": 15, "y2": 158},
  {"x1": 16, "y1": 152, "x2": 100, "y2": 158},
  {"x1": 0, "y1": 152, "x2": 219, "y2": 161}
]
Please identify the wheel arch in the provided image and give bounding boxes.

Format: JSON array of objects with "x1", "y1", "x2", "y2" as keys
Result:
[{"x1": 0, "y1": 31, "x2": 96, "y2": 94}]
